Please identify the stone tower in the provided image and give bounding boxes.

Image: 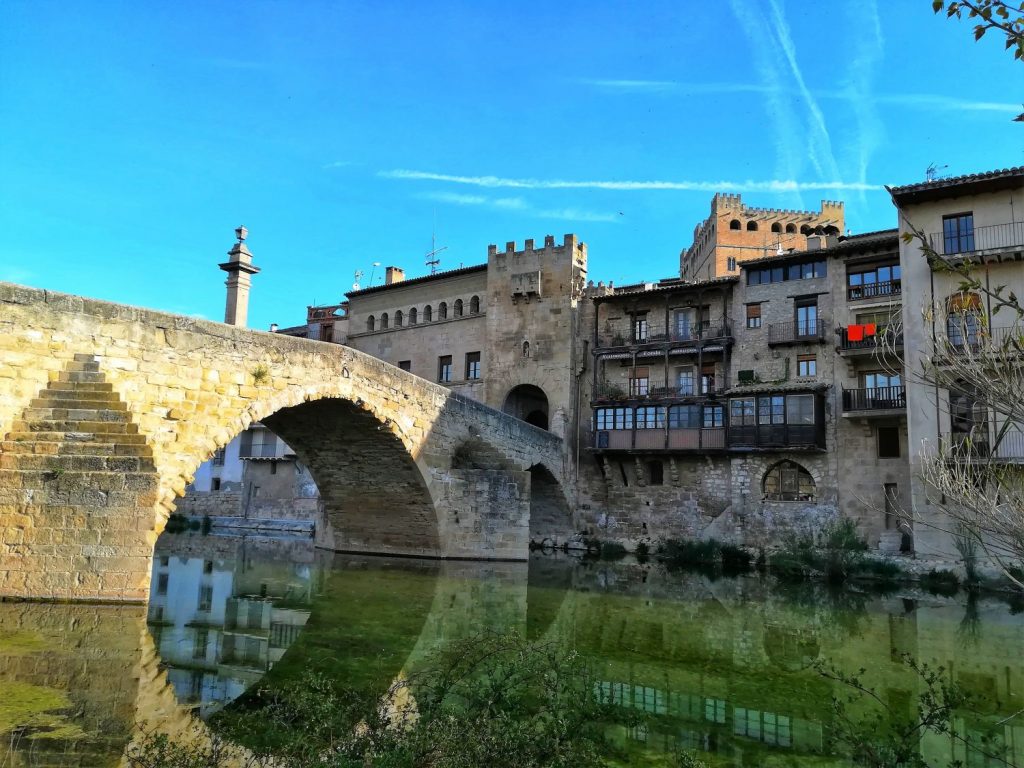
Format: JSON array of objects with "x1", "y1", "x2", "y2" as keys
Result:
[{"x1": 219, "y1": 225, "x2": 260, "y2": 327}]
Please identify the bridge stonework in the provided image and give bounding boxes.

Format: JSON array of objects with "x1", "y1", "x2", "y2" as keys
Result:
[{"x1": 0, "y1": 282, "x2": 570, "y2": 602}]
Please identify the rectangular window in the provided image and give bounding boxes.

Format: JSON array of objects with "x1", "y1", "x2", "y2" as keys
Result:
[
  {"x1": 746, "y1": 303, "x2": 762, "y2": 328},
  {"x1": 703, "y1": 405, "x2": 724, "y2": 428},
  {"x1": 647, "y1": 461, "x2": 664, "y2": 486},
  {"x1": 786, "y1": 394, "x2": 815, "y2": 425},
  {"x1": 212, "y1": 448, "x2": 225, "y2": 466},
  {"x1": 465, "y1": 352, "x2": 481, "y2": 380},
  {"x1": 157, "y1": 573, "x2": 169, "y2": 595},
  {"x1": 596, "y1": 407, "x2": 633, "y2": 430},
  {"x1": 795, "y1": 299, "x2": 818, "y2": 337},
  {"x1": 203, "y1": 560, "x2": 213, "y2": 574},
  {"x1": 676, "y1": 368, "x2": 694, "y2": 395},
  {"x1": 669, "y1": 404, "x2": 701, "y2": 429},
  {"x1": 193, "y1": 629, "x2": 209, "y2": 660},
  {"x1": 878, "y1": 426, "x2": 901, "y2": 458},
  {"x1": 704, "y1": 698, "x2": 727, "y2": 724},
  {"x1": 635, "y1": 406, "x2": 665, "y2": 429},
  {"x1": 862, "y1": 371, "x2": 901, "y2": 390},
  {"x1": 797, "y1": 354, "x2": 816, "y2": 377},
  {"x1": 633, "y1": 313, "x2": 649, "y2": 342},
  {"x1": 730, "y1": 398, "x2": 757, "y2": 426},
  {"x1": 748, "y1": 260, "x2": 825, "y2": 285},
  {"x1": 629, "y1": 367, "x2": 649, "y2": 396},
  {"x1": 942, "y1": 212, "x2": 975, "y2": 255},
  {"x1": 437, "y1": 355, "x2": 452, "y2": 383},
  {"x1": 398, "y1": 360, "x2": 411, "y2": 372},
  {"x1": 700, "y1": 363, "x2": 716, "y2": 395},
  {"x1": 198, "y1": 585, "x2": 213, "y2": 612},
  {"x1": 758, "y1": 395, "x2": 785, "y2": 425},
  {"x1": 848, "y1": 263, "x2": 901, "y2": 299}
]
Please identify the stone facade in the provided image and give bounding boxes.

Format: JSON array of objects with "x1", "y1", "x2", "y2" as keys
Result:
[
  {"x1": 0, "y1": 282, "x2": 567, "y2": 601},
  {"x1": 680, "y1": 193, "x2": 845, "y2": 281}
]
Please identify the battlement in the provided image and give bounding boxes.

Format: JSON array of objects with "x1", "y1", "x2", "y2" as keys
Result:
[{"x1": 487, "y1": 233, "x2": 582, "y2": 258}]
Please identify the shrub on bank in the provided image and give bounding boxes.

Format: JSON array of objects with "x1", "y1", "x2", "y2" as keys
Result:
[
  {"x1": 655, "y1": 538, "x2": 753, "y2": 575},
  {"x1": 920, "y1": 569, "x2": 961, "y2": 596},
  {"x1": 769, "y1": 518, "x2": 902, "y2": 585}
]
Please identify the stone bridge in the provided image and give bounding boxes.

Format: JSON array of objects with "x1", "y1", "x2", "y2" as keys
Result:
[{"x1": 0, "y1": 282, "x2": 572, "y2": 601}]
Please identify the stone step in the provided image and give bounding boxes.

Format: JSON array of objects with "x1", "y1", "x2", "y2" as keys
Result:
[
  {"x1": 0, "y1": 453, "x2": 152, "y2": 472},
  {"x1": 56, "y1": 371, "x2": 106, "y2": 384},
  {"x1": 30, "y1": 397, "x2": 127, "y2": 411},
  {"x1": 72, "y1": 353, "x2": 98, "y2": 363},
  {"x1": 34, "y1": 388, "x2": 122, "y2": 403},
  {"x1": 0, "y1": 440, "x2": 151, "y2": 457},
  {"x1": 8, "y1": 420, "x2": 139, "y2": 435},
  {"x1": 3, "y1": 430, "x2": 147, "y2": 445},
  {"x1": 19, "y1": 408, "x2": 131, "y2": 424},
  {"x1": 63, "y1": 360, "x2": 101, "y2": 373},
  {"x1": 45, "y1": 381, "x2": 115, "y2": 394}
]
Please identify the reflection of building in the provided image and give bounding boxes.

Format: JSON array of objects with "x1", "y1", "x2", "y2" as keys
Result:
[
  {"x1": 146, "y1": 539, "x2": 316, "y2": 717},
  {"x1": 892, "y1": 167, "x2": 1024, "y2": 558}
]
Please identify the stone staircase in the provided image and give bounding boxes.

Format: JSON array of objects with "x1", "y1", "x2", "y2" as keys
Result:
[{"x1": 0, "y1": 354, "x2": 159, "y2": 599}]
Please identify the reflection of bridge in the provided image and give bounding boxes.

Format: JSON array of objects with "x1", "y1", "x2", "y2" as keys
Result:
[{"x1": 0, "y1": 282, "x2": 572, "y2": 601}]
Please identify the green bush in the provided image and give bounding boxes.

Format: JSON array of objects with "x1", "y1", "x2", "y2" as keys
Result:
[
  {"x1": 920, "y1": 569, "x2": 961, "y2": 596},
  {"x1": 770, "y1": 518, "x2": 871, "y2": 584},
  {"x1": 597, "y1": 541, "x2": 627, "y2": 560},
  {"x1": 634, "y1": 540, "x2": 650, "y2": 564},
  {"x1": 656, "y1": 538, "x2": 752, "y2": 575}
]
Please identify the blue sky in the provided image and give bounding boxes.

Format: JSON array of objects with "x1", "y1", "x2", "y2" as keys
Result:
[{"x1": 1, "y1": 1, "x2": 1021, "y2": 329}]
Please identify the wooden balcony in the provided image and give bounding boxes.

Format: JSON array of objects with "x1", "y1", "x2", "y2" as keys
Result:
[{"x1": 594, "y1": 427, "x2": 726, "y2": 451}]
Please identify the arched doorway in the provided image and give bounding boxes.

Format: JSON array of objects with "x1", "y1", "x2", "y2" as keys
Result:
[{"x1": 502, "y1": 385, "x2": 549, "y2": 430}]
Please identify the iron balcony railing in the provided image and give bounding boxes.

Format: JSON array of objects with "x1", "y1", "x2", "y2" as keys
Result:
[
  {"x1": 842, "y1": 386, "x2": 906, "y2": 412},
  {"x1": 847, "y1": 280, "x2": 901, "y2": 301},
  {"x1": 767, "y1": 319, "x2": 829, "y2": 345},
  {"x1": 838, "y1": 326, "x2": 903, "y2": 351},
  {"x1": 238, "y1": 441, "x2": 281, "y2": 459},
  {"x1": 928, "y1": 221, "x2": 1024, "y2": 257},
  {"x1": 598, "y1": 321, "x2": 732, "y2": 349},
  {"x1": 949, "y1": 431, "x2": 1024, "y2": 461},
  {"x1": 945, "y1": 325, "x2": 1022, "y2": 353},
  {"x1": 591, "y1": 383, "x2": 727, "y2": 402}
]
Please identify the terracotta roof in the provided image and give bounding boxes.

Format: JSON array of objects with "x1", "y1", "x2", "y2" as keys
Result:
[
  {"x1": 888, "y1": 166, "x2": 1024, "y2": 204},
  {"x1": 346, "y1": 263, "x2": 487, "y2": 298},
  {"x1": 725, "y1": 381, "x2": 829, "y2": 395},
  {"x1": 595, "y1": 276, "x2": 737, "y2": 302},
  {"x1": 738, "y1": 229, "x2": 898, "y2": 269}
]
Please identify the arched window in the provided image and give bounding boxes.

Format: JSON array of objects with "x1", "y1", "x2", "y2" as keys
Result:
[
  {"x1": 771, "y1": 222, "x2": 782, "y2": 233},
  {"x1": 814, "y1": 226, "x2": 825, "y2": 236},
  {"x1": 824, "y1": 225, "x2": 840, "y2": 236},
  {"x1": 786, "y1": 223, "x2": 797, "y2": 234},
  {"x1": 439, "y1": 301, "x2": 448, "y2": 320},
  {"x1": 470, "y1": 295, "x2": 480, "y2": 314},
  {"x1": 946, "y1": 292, "x2": 983, "y2": 348},
  {"x1": 747, "y1": 221, "x2": 758, "y2": 232},
  {"x1": 394, "y1": 310, "x2": 403, "y2": 327},
  {"x1": 380, "y1": 312, "x2": 389, "y2": 330},
  {"x1": 729, "y1": 219, "x2": 742, "y2": 230},
  {"x1": 424, "y1": 305, "x2": 433, "y2": 322},
  {"x1": 800, "y1": 225, "x2": 813, "y2": 235},
  {"x1": 366, "y1": 315, "x2": 375, "y2": 332},
  {"x1": 763, "y1": 461, "x2": 815, "y2": 501},
  {"x1": 522, "y1": 340, "x2": 531, "y2": 358},
  {"x1": 454, "y1": 299, "x2": 464, "y2": 317},
  {"x1": 409, "y1": 307, "x2": 418, "y2": 325}
]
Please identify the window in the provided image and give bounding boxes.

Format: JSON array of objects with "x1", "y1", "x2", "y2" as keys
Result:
[
  {"x1": 747, "y1": 220, "x2": 758, "y2": 231},
  {"x1": 727, "y1": 256, "x2": 737, "y2": 271},
  {"x1": 470, "y1": 295, "x2": 480, "y2": 314},
  {"x1": 193, "y1": 629, "x2": 209, "y2": 659},
  {"x1": 380, "y1": 312, "x2": 389, "y2": 329},
  {"x1": 786, "y1": 394, "x2": 815, "y2": 424},
  {"x1": 423, "y1": 305, "x2": 432, "y2": 322},
  {"x1": 795, "y1": 299, "x2": 818, "y2": 337},
  {"x1": 730, "y1": 397, "x2": 757, "y2": 426},
  {"x1": 771, "y1": 222, "x2": 782, "y2": 233},
  {"x1": 198, "y1": 584, "x2": 213, "y2": 612},
  {"x1": 203, "y1": 560, "x2": 213, "y2": 574},
  {"x1": 729, "y1": 219, "x2": 741, "y2": 230},
  {"x1": 159, "y1": 555, "x2": 170, "y2": 567},
  {"x1": 786, "y1": 223, "x2": 797, "y2": 233},
  {"x1": 212, "y1": 448, "x2": 225, "y2": 466},
  {"x1": 669, "y1": 405, "x2": 701, "y2": 429},
  {"x1": 704, "y1": 698, "x2": 727, "y2": 724},
  {"x1": 270, "y1": 461, "x2": 277, "y2": 475},
  {"x1": 398, "y1": 360, "x2": 411, "y2": 372},
  {"x1": 942, "y1": 212, "x2": 975, "y2": 254},
  {"x1": 763, "y1": 461, "x2": 815, "y2": 501},
  {"x1": 409, "y1": 307, "x2": 417, "y2": 325},
  {"x1": 320, "y1": 323, "x2": 334, "y2": 342},
  {"x1": 629, "y1": 367, "x2": 649, "y2": 396},
  {"x1": 946, "y1": 292, "x2": 983, "y2": 347},
  {"x1": 848, "y1": 263, "x2": 901, "y2": 299},
  {"x1": 647, "y1": 461, "x2": 664, "y2": 485},
  {"x1": 157, "y1": 573, "x2": 168, "y2": 595},
  {"x1": 635, "y1": 406, "x2": 665, "y2": 429},
  {"x1": 438, "y1": 302, "x2": 448, "y2": 320},
  {"x1": 797, "y1": 354, "x2": 816, "y2": 377},
  {"x1": 522, "y1": 340, "x2": 531, "y2": 358},
  {"x1": 700, "y1": 363, "x2": 716, "y2": 394},
  {"x1": 596, "y1": 407, "x2": 633, "y2": 430},
  {"x1": 863, "y1": 371, "x2": 901, "y2": 391},
  {"x1": 438, "y1": 355, "x2": 452, "y2": 383},
  {"x1": 465, "y1": 352, "x2": 481, "y2": 380},
  {"x1": 703, "y1": 405, "x2": 724, "y2": 428},
  {"x1": 211, "y1": 477, "x2": 221, "y2": 491},
  {"x1": 762, "y1": 712, "x2": 792, "y2": 747},
  {"x1": 747, "y1": 260, "x2": 825, "y2": 285},
  {"x1": 878, "y1": 427, "x2": 900, "y2": 458},
  {"x1": 676, "y1": 368, "x2": 694, "y2": 395},
  {"x1": 950, "y1": 385, "x2": 988, "y2": 447},
  {"x1": 746, "y1": 303, "x2": 762, "y2": 329},
  {"x1": 366, "y1": 315, "x2": 375, "y2": 332},
  {"x1": 394, "y1": 310, "x2": 403, "y2": 326},
  {"x1": 758, "y1": 395, "x2": 785, "y2": 425},
  {"x1": 632, "y1": 313, "x2": 649, "y2": 342},
  {"x1": 454, "y1": 299, "x2": 463, "y2": 317}
]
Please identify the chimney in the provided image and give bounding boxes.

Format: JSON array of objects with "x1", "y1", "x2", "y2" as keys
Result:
[
  {"x1": 385, "y1": 266, "x2": 405, "y2": 285},
  {"x1": 218, "y1": 226, "x2": 259, "y2": 327},
  {"x1": 805, "y1": 235, "x2": 823, "y2": 251}
]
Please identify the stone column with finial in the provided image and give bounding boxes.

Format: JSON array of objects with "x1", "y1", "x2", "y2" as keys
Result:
[{"x1": 218, "y1": 225, "x2": 260, "y2": 327}]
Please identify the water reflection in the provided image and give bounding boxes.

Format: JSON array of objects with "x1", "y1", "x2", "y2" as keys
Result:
[{"x1": 2, "y1": 532, "x2": 1024, "y2": 767}]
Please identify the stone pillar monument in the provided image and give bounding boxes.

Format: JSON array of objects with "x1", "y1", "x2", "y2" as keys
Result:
[{"x1": 218, "y1": 225, "x2": 259, "y2": 327}]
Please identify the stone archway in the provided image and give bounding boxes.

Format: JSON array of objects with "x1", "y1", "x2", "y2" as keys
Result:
[{"x1": 502, "y1": 385, "x2": 550, "y2": 430}]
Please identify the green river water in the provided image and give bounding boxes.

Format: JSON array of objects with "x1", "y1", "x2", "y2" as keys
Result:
[{"x1": 1, "y1": 532, "x2": 1023, "y2": 767}]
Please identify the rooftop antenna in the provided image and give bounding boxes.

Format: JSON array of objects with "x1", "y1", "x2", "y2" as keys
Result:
[
  {"x1": 925, "y1": 162, "x2": 949, "y2": 182},
  {"x1": 352, "y1": 269, "x2": 364, "y2": 291},
  {"x1": 425, "y1": 219, "x2": 447, "y2": 275},
  {"x1": 369, "y1": 262, "x2": 381, "y2": 285}
]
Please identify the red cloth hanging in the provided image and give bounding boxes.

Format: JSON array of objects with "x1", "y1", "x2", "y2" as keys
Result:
[
  {"x1": 863, "y1": 323, "x2": 877, "y2": 337},
  {"x1": 847, "y1": 324, "x2": 864, "y2": 342}
]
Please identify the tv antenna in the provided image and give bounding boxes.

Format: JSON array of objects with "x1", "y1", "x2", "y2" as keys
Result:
[
  {"x1": 425, "y1": 233, "x2": 447, "y2": 275},
  {"x1": 369, "y1": 262, "x2": 381, "y2": 285},
  {"x1": 925, "y1": 163, "x2": 949, "y2": 182},
  {"x1": 352, "y1": 269, "x2": 364, "y2": 291}
]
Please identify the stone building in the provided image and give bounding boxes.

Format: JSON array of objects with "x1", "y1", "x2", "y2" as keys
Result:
[
  {"x1": 890, "y1": 166, "x2": 1024, "y2": 558},
  {"x1": 680, "y1": 193, "x2": 845, "y2": 281}
]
